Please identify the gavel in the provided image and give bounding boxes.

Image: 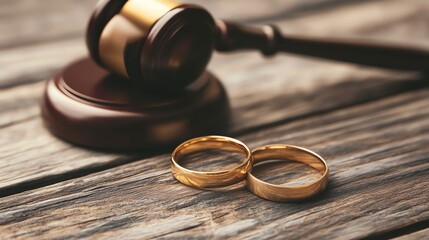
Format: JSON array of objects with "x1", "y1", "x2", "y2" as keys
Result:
[
  {"x1": 87, "y1": 0, "x2": 429, "y2": 92},
  {"x1": 40, "y1": 0, "x2": 429, "y2": 150}
]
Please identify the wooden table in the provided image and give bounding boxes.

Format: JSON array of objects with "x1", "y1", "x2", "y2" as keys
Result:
[{"x1": 1, "y1": 0, "x2": 428, "y2": 239}]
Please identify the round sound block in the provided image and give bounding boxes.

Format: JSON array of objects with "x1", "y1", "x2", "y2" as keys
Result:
[{"x1": 41, "y1": 58, "x2": 231, "y2": 150}]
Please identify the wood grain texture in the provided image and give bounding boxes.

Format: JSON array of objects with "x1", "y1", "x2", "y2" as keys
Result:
[
  {"x1": 1, "y1": 87, "x2": 428, "y2": 239},
  {"x1": 1, "y1": 0, "x2": 429, "y2": 196},
  {"x1": 0, "y1": 0, "x2": 97, "y2": 49}
]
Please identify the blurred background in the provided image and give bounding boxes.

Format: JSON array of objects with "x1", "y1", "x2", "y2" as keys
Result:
[{"x1": 3, "y1": 0, "x2": 429, "y2": 88}]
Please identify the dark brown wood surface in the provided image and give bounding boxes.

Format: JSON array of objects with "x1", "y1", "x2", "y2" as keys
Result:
[{"x1": 1, "y1": 0, "x2": 428, "y2": 239}]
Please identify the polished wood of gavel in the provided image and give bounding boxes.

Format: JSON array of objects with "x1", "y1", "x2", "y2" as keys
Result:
[{"x1": 87, "y1": 0, "x2": 429, "y2": 92}]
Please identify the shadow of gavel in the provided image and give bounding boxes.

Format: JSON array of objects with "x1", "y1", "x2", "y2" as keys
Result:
[{"x1": 88, "y1": 0, "x2": 429, "y2": 92}]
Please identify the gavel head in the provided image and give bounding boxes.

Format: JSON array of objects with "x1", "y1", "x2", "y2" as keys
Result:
[{"x1": 87, "y1": 0, "x2": 216, "y2": 91}]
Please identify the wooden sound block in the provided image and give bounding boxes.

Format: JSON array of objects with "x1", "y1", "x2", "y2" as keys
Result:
[{"x1": 41, "y1": 58, "x2": 231, "y2": 150}]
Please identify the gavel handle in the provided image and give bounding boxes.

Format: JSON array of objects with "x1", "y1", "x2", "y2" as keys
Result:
[{"x1": 215, "y1": 20, "x2": 429, "y2": 71}]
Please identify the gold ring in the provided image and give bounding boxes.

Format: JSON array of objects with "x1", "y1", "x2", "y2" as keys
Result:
[
  {"x1": 246, "y1": 145, "x2": 329, "y2": 202},
  {"x1": 171, "y1": 136, "x2": 252, "y2": 188}
]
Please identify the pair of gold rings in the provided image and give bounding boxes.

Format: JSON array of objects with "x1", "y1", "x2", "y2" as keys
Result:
[{"x1": 171, "y1": 136, "x2": 329, "y2": 202}]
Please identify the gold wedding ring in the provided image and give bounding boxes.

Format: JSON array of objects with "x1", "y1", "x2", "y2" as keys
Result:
[
  {"x1": 246, "y1": 145, "x2": 329, "y2": 202},
  {"x1": 171, "y1": 136, "x2": 252, "y2": 188}
]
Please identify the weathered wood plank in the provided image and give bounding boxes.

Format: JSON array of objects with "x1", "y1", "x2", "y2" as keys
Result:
[
  {"x1": 0, "y1": 39, "x2": 85, "y2": 88},
  {"x1": 1, "y1": 0, "x2": 428, "y2": 195},
  {"x1": 0, "y1": 0, "x2": 97, "y2": 49},
  {"x1": 1, "y1": 87, "x2": 428, "y2": 239}
]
